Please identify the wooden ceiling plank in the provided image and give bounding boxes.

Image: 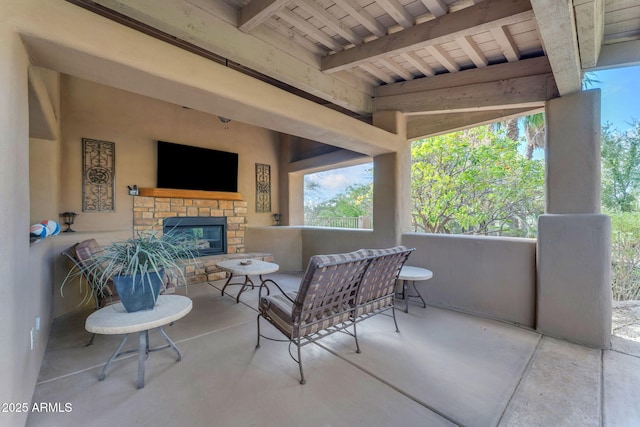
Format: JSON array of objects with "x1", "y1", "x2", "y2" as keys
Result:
[
  {"x1": 377, "y1": 0, "x2": 414, "y2": 28},
  {"x1": 239, "y1": 0, "x2": 291, "y2": 32},
  {"x1": 400, "y1": 51, "x2": 436, "y2": 76},
  {"x1": 425, "y1": 44, "x2": 461, "y2": 72},
  {"x1": 374, "y1": 73, "x2": 558, "y2": 114},
  {"x1": 379, "y1": 57, "x2": 414, "y2": 80},
  {"x1": 456, "y1": 35, "x2": 488, "y2": 67},
  {"x1": 332, "y1": 0, "x2": 387, "y2": 37},
  {"x1": 407, "y1": 107, "x2": 541, "y2": 140},
  {"x1": 419, "y1": 0, "x2": 448, "y2": 17},
  {"x1": 294, "y1": 0, "x2": 363, "y2": 45},
  {"x1": 376, "y1": 55, "x2": 552, "y2": 97},
  {"x1": 322, "y1": 0, "x2": 534, "y2": 73},
  {"x1": 530, "y1": 0, "x2": 582, "y2": 95},
  {"x1": 490, "y1": 26, "x2": 520, "y2": 62},
  {"x1": 277, "y1": 8, "x2": 344, "y2": 51}
]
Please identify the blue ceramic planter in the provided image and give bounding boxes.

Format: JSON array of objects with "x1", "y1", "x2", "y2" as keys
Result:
[{"x1": 112, "y1": 270, "x2": 164, "y2": 312}]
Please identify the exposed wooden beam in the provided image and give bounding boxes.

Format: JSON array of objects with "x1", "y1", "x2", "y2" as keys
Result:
[
  {"x1": 400, "y1": 51, "x2": 435, "y2": 76},
  {"x1": 377, "y1": 0, "x2": 414, "y2": 28},
  {"x1": 359, "y1": 63, "x2": 395, "y2": 84},
  {"x1": 379, "y1": 57, "x2": 414, "y2": 80},
  {"x1": 407, "y1": 107, "x2": 541, "y2": 140},
  {"x1": 294, "y1": 0, "x2": 363, "y2": 45},
  {"x1": 574, "y1": 0, "x2": 604, "y2": 68},
  {"x1": 490, "y1": 26, "x2": 520, "y2": 62},
  {"x1": 332, "y1": 0, "x2": 386, "y2": 37},
  {"x1": 592, "y1": 39, "x2": 640, "y2": 70},
  {"x1": 420, "y1": 0, "x2": 448, "y2": 17},
  {"x1": 457, "y1": 35, "x2": 488, "y2": 67},
  {"x1": 376, "y1": 56, "x2": 552, "y2": 97},
  {"x1": 276, "y1": 8, "x2": 344, "y2": 51},
  {"x1": 375, "y1": 73, "x2": 558, "y2": 114},
  {"x1": 426, "y1": 45, "x2": 460, "y2": 72},
  {"x1": 530, "y1": 0, "x2": 582, "y2": 95},
  {"x1": 239, "y1": 0, "x2": 290, "y2": 32},
  {"x1": 88, "y1": 0, "x2": 372, "y2": 113},
  {"x1": 322, "y1": 0, "x2": 534, "y2": 73}
]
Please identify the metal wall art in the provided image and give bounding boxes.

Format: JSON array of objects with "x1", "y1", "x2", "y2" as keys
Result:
[
  {"x1": 82, "y1": 138, "x2": 115, "y2": 212},
  {"x1": 255, "y1": 163, "x2": 271, "y2": 213}
]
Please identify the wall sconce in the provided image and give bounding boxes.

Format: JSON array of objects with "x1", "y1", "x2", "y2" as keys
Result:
[
  {"x1": 59, "y1": 212, "x2": 78, "y2": 232},
  {"x1": 272, "y1": 213, "x2": 281, "y2": 226}
]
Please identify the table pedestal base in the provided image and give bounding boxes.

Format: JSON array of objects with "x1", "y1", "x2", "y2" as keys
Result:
[
  {"x1": 398, "y1": 280, "x2": 427, "y2": 313},
  {"x1": 221, "y1": 274, "x2": 271, "y2": 303},
  {"x1": 98, "y1": 326, "x2": 182, "y2": 389}
]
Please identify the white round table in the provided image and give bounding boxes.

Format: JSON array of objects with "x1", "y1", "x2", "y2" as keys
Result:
[
  {"x1": 217, "y1": 259, "x2": 279, "y2": 303},
  {"x1": 85, "y1": 295, "x2": 192, "y2": 389},
  {"x1": 397, "y1": 266, "x2": 433, "y2": 313}
]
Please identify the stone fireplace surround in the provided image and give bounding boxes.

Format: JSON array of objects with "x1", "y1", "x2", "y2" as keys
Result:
[{"x1": 133, "y1": 188, "x2": 272, "y2": 284}]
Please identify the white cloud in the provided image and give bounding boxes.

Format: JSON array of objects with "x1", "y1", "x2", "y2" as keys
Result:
[{"x1": 319, "y1": 173, "x2": 350, "y2": 190}]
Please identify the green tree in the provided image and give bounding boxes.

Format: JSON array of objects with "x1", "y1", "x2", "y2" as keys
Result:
[
  {"x1": 601, "y1": 120, "x2": 640, "y2": 212},
  {"x1": 495, "y1": 113, "x2": 546, "y2": 160},
  {"x1": 411, "y1": 126, "x2": 544, "y2": 236},
  {"x1": 309, "y1": 182, "x2": 372, "y2": 219}
]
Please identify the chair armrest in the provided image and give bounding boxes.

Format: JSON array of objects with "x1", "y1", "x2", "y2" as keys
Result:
[{"x1": 258, "y1": 279, "x2": 295, "y2": 303}]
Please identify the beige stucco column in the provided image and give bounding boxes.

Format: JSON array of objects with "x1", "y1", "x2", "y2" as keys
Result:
[
  {"x1": 372, "y1": 111, "x2": 412, "y2": 246},
  {"x1": 0, "y1": 25, "x2": 39, "y2": 426},
  {"x1": 537, "y1": 90, "x2": 612, "y2": 348}
]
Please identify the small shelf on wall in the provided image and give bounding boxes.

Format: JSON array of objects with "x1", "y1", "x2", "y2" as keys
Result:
[{"x1": 137, "y1": 188, "x2": 243, "y2": 201}]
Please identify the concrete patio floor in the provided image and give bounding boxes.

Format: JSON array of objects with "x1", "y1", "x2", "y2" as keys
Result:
[{"x1": 28, "y1": 273, "x2": 640, "y2": 427}]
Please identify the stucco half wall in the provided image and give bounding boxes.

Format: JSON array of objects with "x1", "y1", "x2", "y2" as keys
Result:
[{"x1": 402, "y1": 233, "x2": 537, "y2": 328}]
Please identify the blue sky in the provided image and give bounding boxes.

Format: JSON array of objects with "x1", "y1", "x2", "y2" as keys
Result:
[
  {"x1": 306, "y1": 65, "x2": 640, "y2": 203},
  {"x1": 591, "y1": 65, "x2": 640, "y2": 132}
]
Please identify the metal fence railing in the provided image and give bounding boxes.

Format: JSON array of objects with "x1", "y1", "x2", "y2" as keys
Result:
[{"x1": 304, "y1": 216, "x2": 372, "y2": 229}]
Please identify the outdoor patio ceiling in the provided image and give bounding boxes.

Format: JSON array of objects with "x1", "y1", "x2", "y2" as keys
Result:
[{"x1": 68, "y1": 0, "x2": 639, "y2": 139}]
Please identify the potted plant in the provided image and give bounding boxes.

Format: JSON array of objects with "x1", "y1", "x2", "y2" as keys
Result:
[{"x1": 62, "y1": 230, "x2": 198, "y2": 312}]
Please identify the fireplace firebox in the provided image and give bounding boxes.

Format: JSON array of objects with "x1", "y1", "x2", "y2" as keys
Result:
[{"x1": 163, "y1": 217, "x2": 227, "y2": 256}]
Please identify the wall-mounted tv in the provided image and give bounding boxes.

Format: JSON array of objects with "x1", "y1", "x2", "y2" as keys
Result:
[{"x1": 157, "y1": 141, "x2": 238, "y2": 192}]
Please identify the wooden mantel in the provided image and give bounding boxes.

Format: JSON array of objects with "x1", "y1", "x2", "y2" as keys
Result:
[{"x1": 138, "y1": 188, "x2": 244, "y2": 201}]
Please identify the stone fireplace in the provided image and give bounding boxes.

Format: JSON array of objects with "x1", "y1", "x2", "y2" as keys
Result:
[
  {"x1": 132, "y1": 188, "x2": 272, "y2": 285},
  {"x1": 132, "y1": 188, "x2": 247, "y2": 254}
]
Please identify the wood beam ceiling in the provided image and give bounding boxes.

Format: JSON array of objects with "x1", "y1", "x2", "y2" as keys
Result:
[
  {"x1": 321, "y1": 0, "x2": 534, "y2": 73},
  {"x1": 530, "y1": 0, "x2": 582, "y2": 95}
]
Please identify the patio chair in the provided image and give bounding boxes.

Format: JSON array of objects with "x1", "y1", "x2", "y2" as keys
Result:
[
  {"x1": 256, "y1": 250, "x2": 371, "y2": 384},
  {"x1": 256, "y1": 246, "x2": 413, "y2": 384},
  {"x1": 61, "y1": 239, "x2": 119, "y2": 311},
  {"x1": 61, "y1": 240, "x2": 119, "y2": 346}
]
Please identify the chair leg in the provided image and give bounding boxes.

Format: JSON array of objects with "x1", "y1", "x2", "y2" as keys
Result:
[
  {"x1": 297, "y1": 338, "x2": 306, "y2": 385},
  {"x1": 392, "y1": 305, "x2": 400, "y2": 333},
  {"x1": 256, "y1": 314, "x2": 262, "y2": 349},
  {"x1": 353, "y1": 321, "x2": 361, "y2": 354}
]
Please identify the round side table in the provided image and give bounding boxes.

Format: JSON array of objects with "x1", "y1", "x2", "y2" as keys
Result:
[
  {"x1": 85, "y1": 295, "x2": 192, "y2": 389},
  {"x1": 217, "y1": 259, "x2": 279, "y2": 303},
  {"x1": 397, "y1": 266, "x2": 433, "y2": 313}
]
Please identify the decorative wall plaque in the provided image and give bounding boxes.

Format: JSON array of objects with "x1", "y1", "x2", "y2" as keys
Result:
[
  {"x1": 255, "y1": 163, "x2": 271, "y2": 213},
  {"x1": 82, "y1": 138, "x2": 115, "y2": 212}
]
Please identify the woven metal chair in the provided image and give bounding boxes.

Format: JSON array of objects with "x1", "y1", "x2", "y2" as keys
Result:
[{"x1": 256, "y1": 246, "x2": 413, "y2": 384}]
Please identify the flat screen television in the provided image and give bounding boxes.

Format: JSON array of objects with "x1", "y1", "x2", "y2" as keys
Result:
[{"x1": 157, "y1": 141, "x2": 238, "y2": 192}]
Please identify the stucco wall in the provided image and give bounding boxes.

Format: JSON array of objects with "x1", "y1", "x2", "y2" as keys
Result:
[
  {"x1": 0, "y1": 27, "x2": 51, "y2": 427},
  {"x1": 59, "y1": 75, "x2": 280, "y2": 232},
  {"x1": 402, "y1": 233, "x2": 537, "y2": 328},
  {"x1": 245, "y1": 226, "x2": 304, "y2": 271}
]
